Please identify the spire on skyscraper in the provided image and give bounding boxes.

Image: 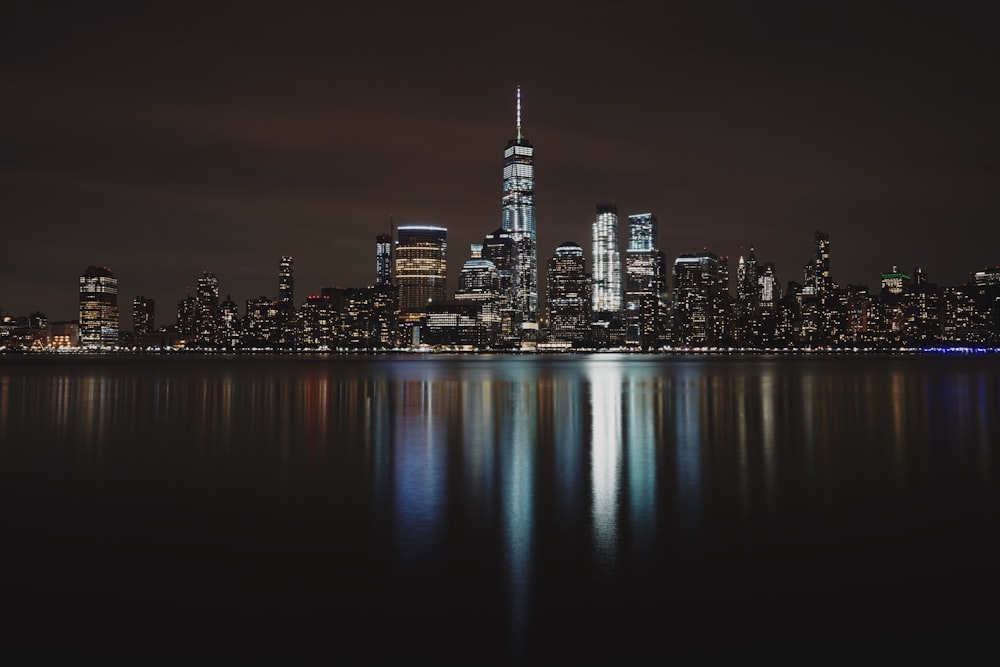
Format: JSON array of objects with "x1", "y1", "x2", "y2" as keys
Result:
[{"x1": 516, "y1": 85, "x2": 522, "y2": 141}]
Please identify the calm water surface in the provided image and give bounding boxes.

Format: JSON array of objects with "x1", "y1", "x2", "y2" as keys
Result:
[{"x1": 1, "y1": 354, "x2": 998, "y2": 658}]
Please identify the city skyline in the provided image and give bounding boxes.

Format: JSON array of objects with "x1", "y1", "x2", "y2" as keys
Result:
[{"x1": 4, "y1": 2, "x2": 999, "y2": 320}]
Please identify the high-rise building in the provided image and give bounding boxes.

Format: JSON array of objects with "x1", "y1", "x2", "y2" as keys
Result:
[
  {"x1": 547, "y1": 242, "x2": 591, "y2": 345},
  {"x1": 195, "y1": 271, "x2": 220, "y2": 344},
  {"x1": 79, "y1": 265, "x2": 119, "y2": 348},
  {"x1": 671, "y1": 251, "x2": 725, "y2": 347},
  {"x1": 132, "y1": 296, "x2": 155, "y2": 339},
  {"x1": 501, "y1": 86, "x2": 537, "y2": 332},
  {"x1": 279, "y1": 256, "x2": 294, "y2": 308},
  {"x1": 804, "y1": 231, "x2": 832, "y2": 296},
  {"x1": 591, "y1": 203, "x2": 623, "y2": 316},
  {"x1": 220, "y1": 295, "x2": 240, "y2": 347},
  {"x1": 457, "y1": 257, "x2": 501, "y2": 300},
  {"x1": 625, "y1": 213, "x2": 667, "y2": 348},
  {"x1": 396, "y1": 225, "x2": 447, "y2": 315},
  {"x1": 376, "y1": 233, "x2": 393, "y2": 286},
  {"x1": 277, "y1": 256, "x2": 297, "y2": 345},
  {"x1": 244, "y1": 296, "x2": 279, "y2": 345},
  {"x1": 176, "y1": 293, "x2": 196, "y2": 339}
]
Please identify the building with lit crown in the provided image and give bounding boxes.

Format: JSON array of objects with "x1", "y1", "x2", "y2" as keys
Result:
[
  {"x1": 625, "y1": 213, "x2": 667, "y2": 348},
  {"x1": 591, "y1": 204, "x2": 623, "y2": 316},
  {"x1": 501, "y1": 86, "x2": 537, "y2": 333}
]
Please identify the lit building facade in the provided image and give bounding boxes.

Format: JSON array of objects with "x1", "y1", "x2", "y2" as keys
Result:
[
  {"x1": 546, "y1": 242, "x2": 591, "y2": 345},
  {"x1": 625, "y1": 213, "x2": 667, "y2": 348},
  {"x1": 671, "y1": 251, "x2": 725, "y2": 347},
  {"x1": 195, "y1": 271, "x2": 220, "y2": 344},
  {"x1": 279, "y1": 256, "x2": 294, "y2": 308},
  {"x1": 501, "y1": 86, "x2": 538, "y2": 332},
  {"x1": 132, "y1": 296, "x2": 155, "y2": 339},
  {"x1": 395, "y1": 225, "x2": 447, "y2": 315},
  {"x1": 79, "y1": 265, "x2": 119, "y2": 348},
  {"x1": 376, "y1": 233, "x2": 393, "y2": 286},
  {"x1": 591, "y1": 203, "x2": 623, "y2": 316}
]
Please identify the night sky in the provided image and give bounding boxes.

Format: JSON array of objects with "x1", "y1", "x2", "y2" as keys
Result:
[{"x1": 4, "y1": 1, "x2": 998, "y2": 322}]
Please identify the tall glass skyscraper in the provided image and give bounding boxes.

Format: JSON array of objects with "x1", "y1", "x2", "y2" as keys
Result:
[
  {"x1": 501, "y1": 86, "x2": 537, "y2": 332},
  {"x1": 591, "y1": 203, "x2": 622, "y2": 316},
  {"x1": 547, "y1": 242, "x2": 591, "y2": 345},
  {"x1": 396, "y1": 225, "x2": 447, "y2": 314},
  {"x1": 195, "y1": 271, "x2": 220, "y2": 344},
  {"x1": 376, "y1": 233, "x2": 393, "y2": 286},
  {"x1": 625, "y1": 213, "x2": 667, "y2": 348},
  {"x1": 278, "y1": 256, "x2": 294, "y2": 308},
  {"x1": 79, "y1": 265, "x2": 119, "y2": 348}
]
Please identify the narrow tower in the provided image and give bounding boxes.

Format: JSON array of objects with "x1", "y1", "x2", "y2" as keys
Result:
[{"x1": 501, "y1": 85, "x2": 537, "y2": 334}]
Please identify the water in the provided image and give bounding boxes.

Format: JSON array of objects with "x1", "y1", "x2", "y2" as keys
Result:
[{"x1": 1, "y1": 354, "x2": 998, "y2": 658}]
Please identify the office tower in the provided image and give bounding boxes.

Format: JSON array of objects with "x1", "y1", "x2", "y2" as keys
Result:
[
  {"x1": 395, "y1": 225, "x2": 447, "y2": 315},
  {"x1": 132, "y1": 296, "x2": 155, "y2": 339},
  {"x1": 376, "y1": 233, "x2": 393, "y2": 286},
  {"x1": 176, "y1": 293, "x2": 197, "y2": 338},
  {"x1": 671, "y1": 251, "x2": 724, "y2": 346},
  {"x1": 547, "y1": 242, "x2": 591, "y2": 345},
  {"x1": 244, "y1": 296, "x2": 280, "y2": 345},
  {"x1": 276, "y1": 256, "x2": 297, "y2": 345},
  {"x1": 591, "y1": 203, "x2": 623, "y2": 316},
  {"x1": 625, "y1": 213, "x2": 667, "y2": 348},
  {"x1": 457, "y1": 257, "x2": 501, "y2": 300},
  {"x1": 482, "y1": 228, "x2": 517, "y2": 304},
  {"x1": 299, "y1": 295, "x2": 335, "y2": 347},
  {"x1": 278, "y1": 256, "x2": 294, "y2": 307},
  {"x1": 758, "y1": 262, "x2": 780, "y2": 307},
  {"x1": 814, "y1": 231, "x2": 831, "y2": 293},
  {"x1": 501, "y1": 86, "x2": 537, "y2": 331},
  {"x1": 804, "y1": 231, "x2": 832, "y2": 296},
  {"x1": 195, "y1": 271, "x2": 220, "y2": 344},
  {"x1": 78, "y1": 265, "x2": 119, "y2": 348},
  {"x1": 456, "y1": 254, "x2": 503, "y2": 348},
  {"x1": 881, "y1": 266, "x2": 912, "y2": 296},
  {"x1": 220, "y1": 295, "x2": 240, "y2": 347}
]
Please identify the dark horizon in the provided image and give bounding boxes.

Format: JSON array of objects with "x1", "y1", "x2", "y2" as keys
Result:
[{"x1": 4, "y1": 1, "x2": 999, "y2": 321}]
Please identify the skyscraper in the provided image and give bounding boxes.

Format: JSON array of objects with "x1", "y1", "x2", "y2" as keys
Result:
[
  {"x1": 804, "y1": 231, "x2": 832, "y2": 296},
  {"x1": 279, "y1": 256, "x2": 294, "y2": 308},
  {"x1": 672, "y1": 251, "x2": 724, "y2": 347},
  {"x1": 195, "y1": 271, "x2": 220, "y2": 344},
  {"x1": 591, "y1": 203, "x2": 623, "y2": 316},
  {"x1": 79, "y1": 265, "x2": 119, "y2": 348},
  {"x1": 624, "y1": 213, "x2": 667, "y2": 348},
  {"x1": 395, "y1": 225, "x2": 447, "y2": 315},
  {"x1": 546, "y1": 242, "x2": 591, "y2": 345},
  {"x1": 501, "y1": 86, "x2": 537, "y2": 333},
  {"x1": 132, "y1": 296, "x2": 155, "y2": 339},
  {"x1": 376, "y1": 233, "x2": 393, "y2": 286}
]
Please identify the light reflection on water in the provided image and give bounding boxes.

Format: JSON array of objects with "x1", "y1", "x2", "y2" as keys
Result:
[{"x1": 1, "y1": 354, "x2": 999, "y2": 653}]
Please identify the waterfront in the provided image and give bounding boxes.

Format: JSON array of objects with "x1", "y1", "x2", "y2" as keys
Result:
[{"x1": 1, "y1": 354, "x2": 998, "y2": 659}]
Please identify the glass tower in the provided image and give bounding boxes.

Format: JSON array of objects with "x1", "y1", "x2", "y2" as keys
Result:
[
  {"x1": 591, "y1": 203, "x2": 622, "y2": 315},
  {"x1": 279, "y1": 256, "x2": 294, "y2": 308},
  {"x1": 79, "y1": 265, "x2": 119, "y2": 348},
  {"x1": 376, "y1": 233, "x2": 393, "y2": 286},
  {"x1": 395, "y1": 225, "x2": 448, "y2": 314},
  {"x1": 625, "y1": 213, "x2": 666, "y2": 348},
  {"x1": 547, "y1": 242, "x2": 591, "y2": 344},
  {"x1": 501, "y1": 86, "x2": 537, "y2": 331}
]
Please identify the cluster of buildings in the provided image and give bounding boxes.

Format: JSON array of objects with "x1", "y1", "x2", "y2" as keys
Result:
[{"x1": 3, "y1": 89, "x2": 1000, "y2": 352}]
